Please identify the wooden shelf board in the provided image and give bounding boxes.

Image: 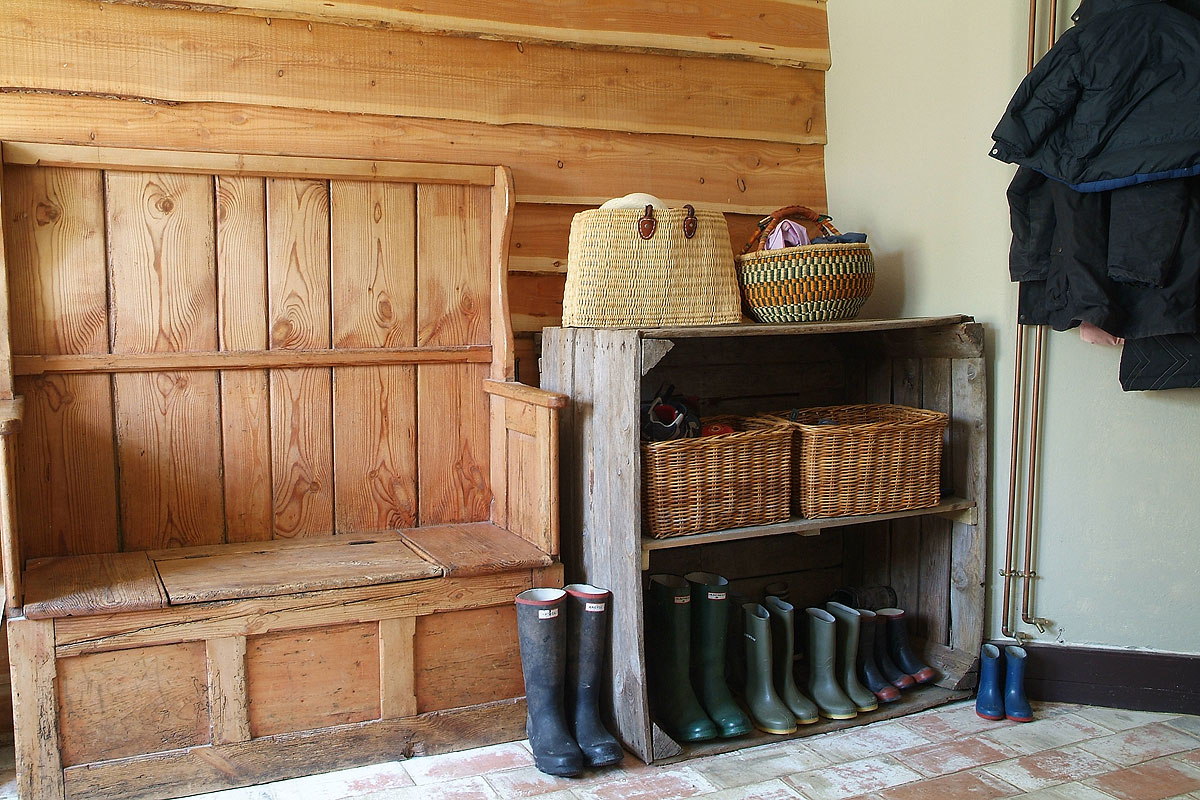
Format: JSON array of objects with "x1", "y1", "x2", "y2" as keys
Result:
[
  {"x1": 642, "y1": 497, "x2": 976, "y2": 568},
  {"x1": 652, "y1": 685, "x2": 972, "y2": 764},
  {"x1": 639, "y1": 315, "x2": 973, "y2": 340}
]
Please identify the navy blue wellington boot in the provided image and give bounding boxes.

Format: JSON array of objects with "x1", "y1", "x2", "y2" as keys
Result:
[
  {"x1": 975, "y1": 643, "x2": 1004, "y2": 721},
  {"x1": 1004, "y1": 645, "x2": 1033, "y2": 722}
]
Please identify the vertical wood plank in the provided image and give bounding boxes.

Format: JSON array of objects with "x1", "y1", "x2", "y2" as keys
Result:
[
  {"x1": 0, "y1": 159, "x2": 15, "y2": 400},
  {"x1": 919, "y1": 358, "x2": 953, "y2": 646},
  {"x1": 539, "y1": 327, "x2": 579, "y2": 576},
  {"x1": 489, "y1": 395, "x2": 510, "y2": 531},
  {"x1": 950, "y1": 355, "x2": 987, "y2": 659},
  {"x1": 108, "y1": 170, "x2": 224, "y2": 550},
  {"x1": 859, "y1": 358, "x2": 892, "y2": 588},
  {"x1": 8, "y1": 616, "x2": 65, "y2": 800},
  {"x1": 889, "y1": 358, "x2": 921, "y2": 613},
  {"x1": 379, "y1": 616, "x2": 417, "y2": 719},
  {"x1": 330, "y1": 180, "x2": 418, "y2": 531},
  {"x1": 2, "y1": 435, "x2": 22, "y2": 608},
  {"x1": 206, "y1": 636, "x2": 250, "y2": 746},
  {"x1": 217, "y1": 175, "x2": 272, "y2": 543},
  {"x1": 417, "y1": 363, "x2": 491, "y2": 525},
  {"x1": 4, "y1": 165, "x2": 120, "y2": 558},
  {"x1": 268, "y1": 178, "x2": 333, "y2": 538},
  {"x1": 416, "y1": 184, "x2": 491, "y2": 348},
  {"x1": 490, "y1": 167, "x2": 515, "y2": 381}
]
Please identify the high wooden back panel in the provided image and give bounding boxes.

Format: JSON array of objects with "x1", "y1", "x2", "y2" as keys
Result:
[{"x1": 2, "y1": 145, "x2": 510, "y2": 559}]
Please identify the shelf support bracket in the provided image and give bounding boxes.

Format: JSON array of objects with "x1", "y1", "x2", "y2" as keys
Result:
[
  {"x1": 640, "y1": 339, "x2": 674, "y2": 375},
  {"x1": 936, "y1": 505, "x2": 978, "y2": 525}
]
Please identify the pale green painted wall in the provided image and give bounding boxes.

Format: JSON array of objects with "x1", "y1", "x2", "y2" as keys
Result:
[{"x1": 824, "y1": 1, "x2": 1200, "y2": 653}]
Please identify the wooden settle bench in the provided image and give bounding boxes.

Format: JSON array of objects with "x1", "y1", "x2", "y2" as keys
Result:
[{"x1": 0, "y1": 143, "x2": 566, "y2": 799}]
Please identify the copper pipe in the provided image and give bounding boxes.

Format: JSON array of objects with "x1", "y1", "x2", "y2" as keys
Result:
[
  {"x1": 1018, "y1": 0, "x2": 1058, "y2": 634},
  {"x1": 1002, "y1": 0, "x2": 1042, "y2": 641},
  {"x1": 1000, "y1": 321, "x2": 1027, "y2": 638}
]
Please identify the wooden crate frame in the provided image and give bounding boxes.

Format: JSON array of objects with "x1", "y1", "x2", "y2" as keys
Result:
[{"x1": 541, "y1": 317, "x2": 987, "y2": 763}]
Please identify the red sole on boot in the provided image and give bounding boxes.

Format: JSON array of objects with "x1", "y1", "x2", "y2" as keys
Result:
[
  {"x1": 976, "y1": 711, "x2": 1004, "y2": 721},
  {"x1": 874, "y1": 688, "x2": 901, "y2": 703},
  {"x1": 890, "y1": 675, "x2": 916, "y2": 690},
  {"x1": 1006, "y1": 714, "x2": 1033, "y2": 723},
  {"x1": 912, "y1": 667, "x2": 938, "y2": 684}
]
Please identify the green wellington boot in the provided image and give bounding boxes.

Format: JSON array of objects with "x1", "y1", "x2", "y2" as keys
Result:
[
  {"x1": 805, "y1": 608, "x2": 858, "y2": 720},
  {"x1": 742, "y1": 603, "x2": 798, "y2": 734},
  {"x1": 686, "y1": 572, "x2": 752, "y2": 738},
  {"x1": 825, "y1": 602, "x2": 879, "y2": 713},
  {"x1": 644, "y1": 575, "x2": 718, "y2": 742},
  {"x1": 763, "y1": 596, "x2": 819, "y2": 725}
]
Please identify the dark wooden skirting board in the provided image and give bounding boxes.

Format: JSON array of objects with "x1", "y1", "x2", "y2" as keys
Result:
[
  {"x1": 654, "y1": 686, "x2": 971, "y2": 763},
  {"x1": 61, "y1": 698, "x2": 528, "y2": 800},
  {"x1": 1009, "y1": 641, "x2": 1200, "y2": 715}
]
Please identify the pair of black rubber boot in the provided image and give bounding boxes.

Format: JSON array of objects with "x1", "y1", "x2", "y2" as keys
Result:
[
  {"x1": 515, "y1": 585, "x2": 624, "y2": 777},
  {"x1": 856, "y1": 607, "x2": 938, "y2": 704},
  {"x1": 644, "y1": 573, "x2": 753, "y2": 742}
]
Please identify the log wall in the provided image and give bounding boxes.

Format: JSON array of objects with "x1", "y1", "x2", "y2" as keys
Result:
[{"x1": 0, "y1": 0, "x2": 829, "y2": 337}]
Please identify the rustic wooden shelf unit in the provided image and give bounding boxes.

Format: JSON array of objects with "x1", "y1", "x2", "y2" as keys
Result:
[{"x1": 542, "y1": 316, "x2": 988, "y2": 764}]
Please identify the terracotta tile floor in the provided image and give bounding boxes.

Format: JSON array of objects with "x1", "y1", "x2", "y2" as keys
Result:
[{"x1": 0, "y1": 700, "x2": 1196, "y2": 799}]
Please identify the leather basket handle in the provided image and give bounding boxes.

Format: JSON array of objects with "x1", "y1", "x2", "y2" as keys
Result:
[
  {"x1": 742, "y1": 205, "x2": 841, "y2": 254},
  {"x1": 637, "y1": 204, "x2": 700, "y2": 240}
]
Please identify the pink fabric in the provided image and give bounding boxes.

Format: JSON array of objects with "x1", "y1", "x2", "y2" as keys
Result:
[
  {"x1": 1079, "y1": 321, "x2": 1124, "y2": 347},
  {"x1": 765, "y1": 219, "x2": 810, "y2": 250}
]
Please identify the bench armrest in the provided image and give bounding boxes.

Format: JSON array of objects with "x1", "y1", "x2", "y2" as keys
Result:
[{"x1": 482, "y1": 379, "x2": 567, "y2": 409}]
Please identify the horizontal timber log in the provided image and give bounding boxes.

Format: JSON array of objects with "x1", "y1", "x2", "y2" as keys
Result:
[
  {"x1": 0, "y1": 94, "x2": 826, "y2": 213},
  {"x1": 1, "y1": 0, "x2": 826, "y2": 145},
  {"x1": 52, "y1": 569, "x2": 552, "y2": 657},
  {"x1": 61, "y1": 698, "x2": 528, "y2": 800},
  {"x1": 98, "y1": 0, "x2": 831, "y2": 69},
  {"x1": 12, "y1": 347, "x2": 492, "y2": 376}
]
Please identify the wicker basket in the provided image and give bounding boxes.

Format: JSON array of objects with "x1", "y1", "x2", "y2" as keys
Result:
[
  {"x1": 736, "y1": 206, "x2": 874, "y2": 324},
  {"x1": 753, "y1": 404, "x2": 947, "y2": 519},
  {"x1": 562, "y1": 204, "x2": 742, "y2": 328},
  {"x1": 641, "y1": 415, "x2": 792, "y2": 539}
]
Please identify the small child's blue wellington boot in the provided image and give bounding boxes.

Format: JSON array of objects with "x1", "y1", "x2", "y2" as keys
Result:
[
  {"x1": 975, "y1": 643, "x2": 1004, "y2": 721},
  {"x1": 1004, "y1": 645, "x2": 1033, "y2": 722}
]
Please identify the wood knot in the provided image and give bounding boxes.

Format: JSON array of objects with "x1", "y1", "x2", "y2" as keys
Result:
[
  {"x1": 156, "y1": 196, "x2": 175, "y2": 214},
  {"x1": 271, "y1": 318, "x2": 296, "y2": 346},
  {"x1": 34, "y1": 202, "x2": 60, "y2": 226}
]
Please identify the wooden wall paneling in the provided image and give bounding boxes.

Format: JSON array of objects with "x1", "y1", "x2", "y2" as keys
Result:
[
  {"x1": 919, "y1": 358, "x2": 954, "y2": 647},
  {"x1": 331, "y1": 180, "x2": 418, "y2": 531},
  {"x1": 1, "y1": 434, "x2": 22, "y2": 607},
  {"x1": 206, "y1": 636, "x2": 251, "y2": 745},
  {"x1": 106, "y1": 170, "x2": 224, "y2": 551},
  {"x1": 121, "y1": 0, "x2": 832, "y2": 69},
  {"x1": 217, "y1": 175, "x2": 273, "y2": 543},
  {"x1": 57, "y1": 640, "x2": 211, "y2": 766},
  {"x1": 950, "y1": 354, "x2": 987, "y2": 662},
  {"x1": 888, "y1": 358, "x2": 922, "y2": 613},
  {"x1": 379, "y1": 616, "x2": 418, "y2": 720},
  {"x1": 413, "y1": 604, "x2": 523, "y2": 713},
  {"x1": 0, "y1": 97, "x2": 828, "y2": 215},
  {"x1": 8, "y1": 617, "x2": 64, "y2": 799},
  {"x1": 245, "y1": 622, "x2": 381, "y2": 737},
  {"x1": 508, "y1": 272, "x2": 565, "y2": 334},
  {"x1": 501, "y1": 404, "x2": 555, "y2": 555},
  {"x1": 1, "y1": 0, "x2": 827, "y2": 146},
  {"x1": 417, "y1": 184, "x2": 492, "y2": 525},
  {"x1": 267, "y1": 178, "x2": 333, "y2": 538},
  {"x1": 4, "y1": 165, "x2": 120, "y2": 558},
  {"x1": 0, "y1": 159, "x2": 13, "y2": 400}
]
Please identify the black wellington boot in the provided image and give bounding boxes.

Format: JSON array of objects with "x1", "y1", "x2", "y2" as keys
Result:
[
  {"x1": 644, "y1": 575, "x2": 718, "y2": 742},
  {"x1": 872, "y1": 607, "x2": 915, "y2": 690},
  {"x1": 878, "y1": 607, "x2": 938, "y2": 685},
  {"x1": 564, "y1": 584, "x2": 624, "y2": 767},
  {"x1": 686, "y1": 572, "x2": 752, "y2": 738},
  {"x1": 515, "y1": 588, "x2": 585, "y2": 777},
  {"x1": 857, "y1": 609, "x2": 900, "y2": 703}
]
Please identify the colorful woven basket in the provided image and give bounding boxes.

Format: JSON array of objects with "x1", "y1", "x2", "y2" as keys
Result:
[
  {"x1": 562, "y1": 204, "x2": 742, "y2": 328},
  {"x1": 736, "y1": 206, "x2": 875, "y2": 324}
]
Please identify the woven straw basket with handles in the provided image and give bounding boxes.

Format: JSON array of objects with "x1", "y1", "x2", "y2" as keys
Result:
[
  {"x1": 736, "y1": 205, "x2": 875, "y2": 323},
  {"x1": 562, "y1": 204, "x2": 742, "y2": 328}
]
